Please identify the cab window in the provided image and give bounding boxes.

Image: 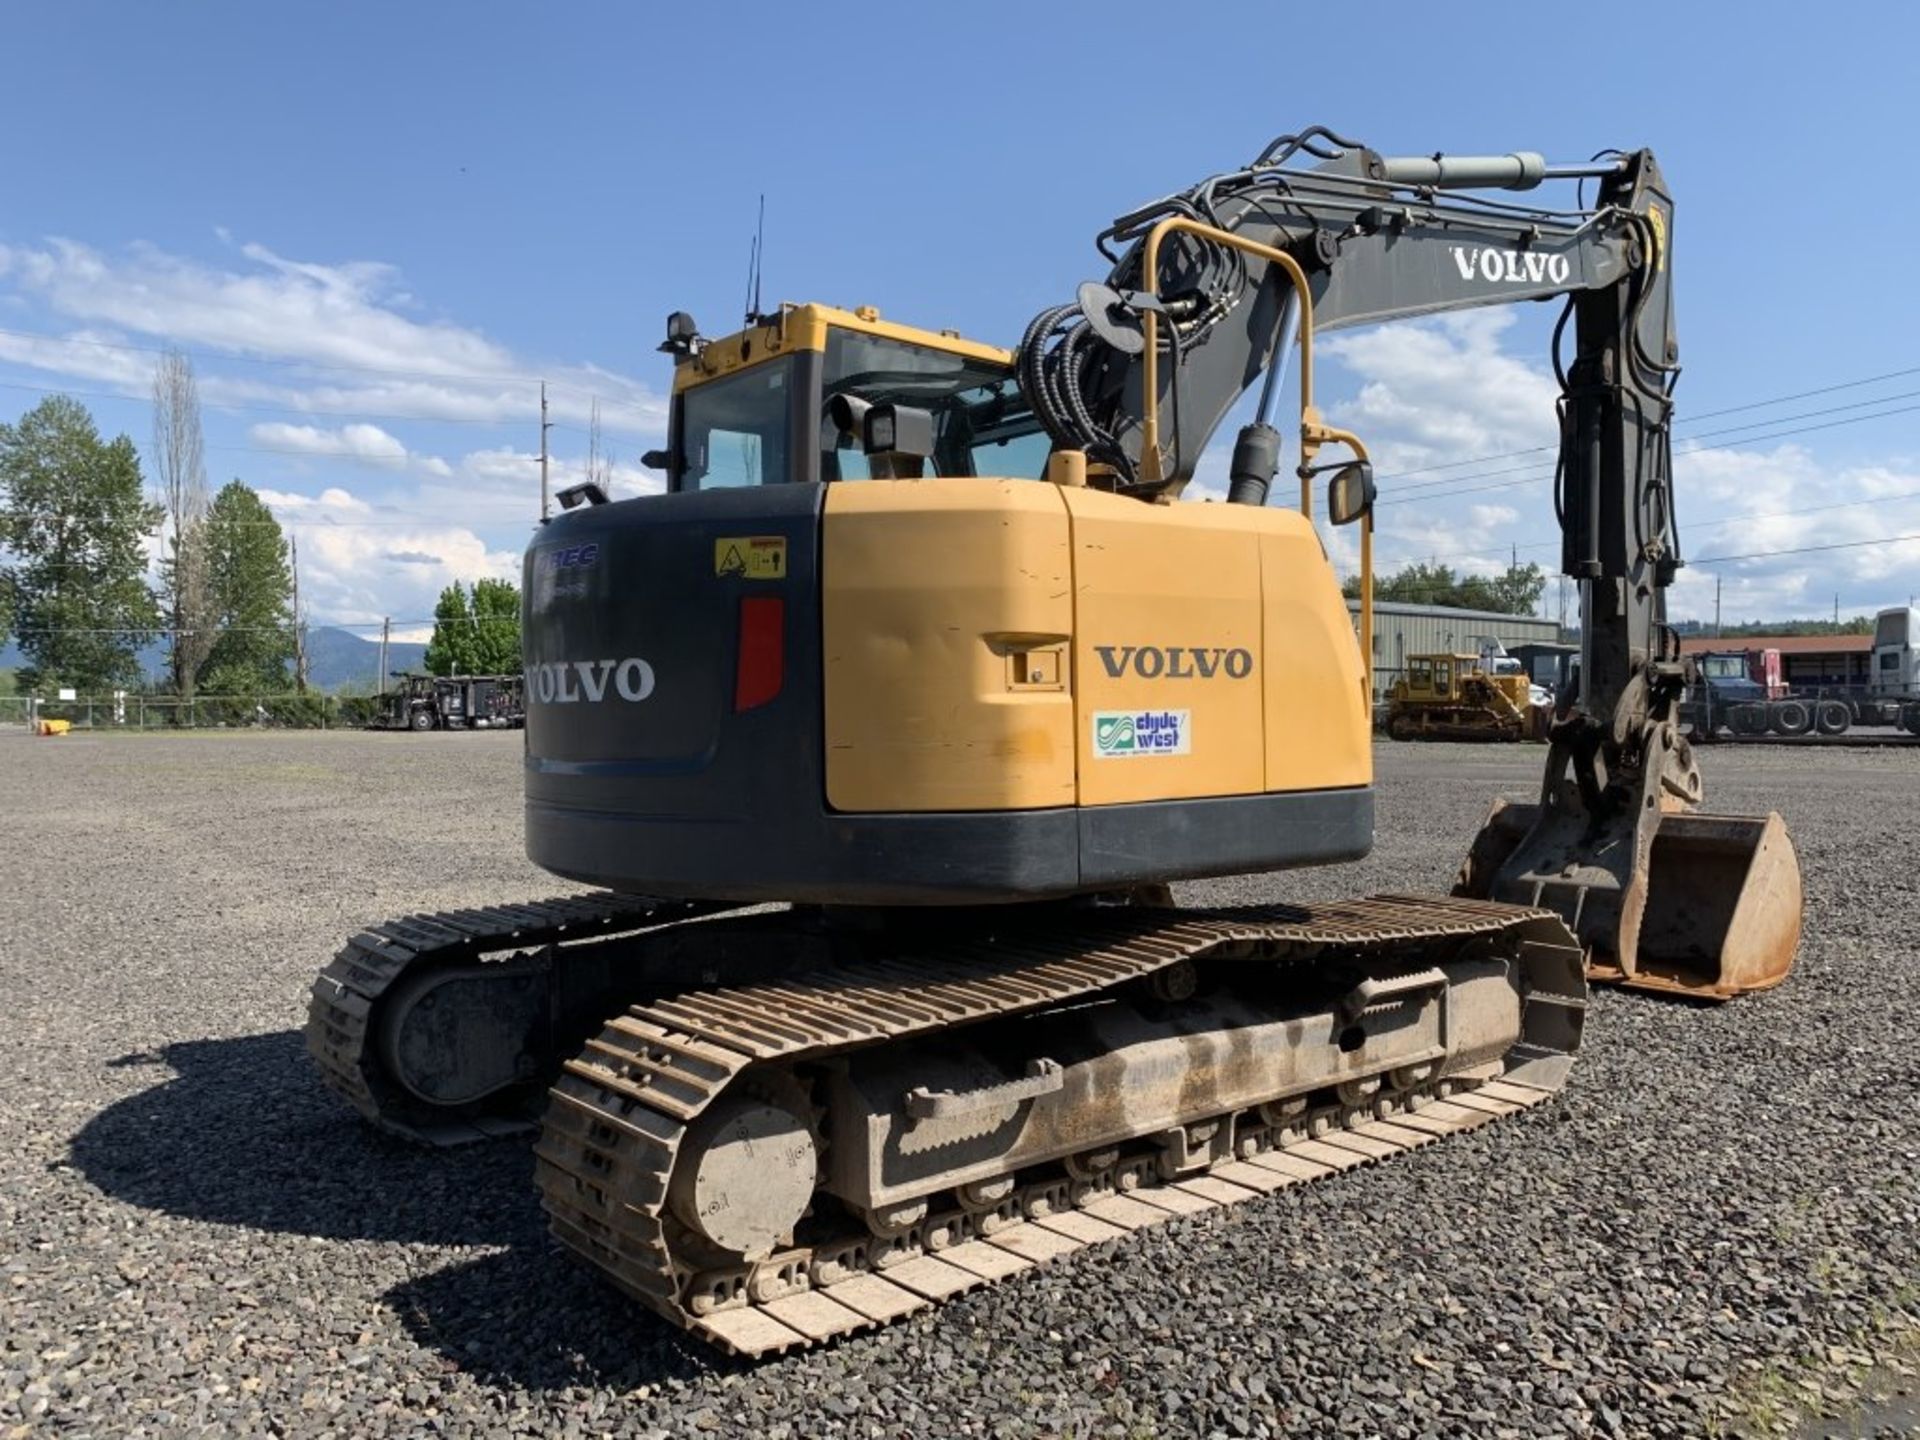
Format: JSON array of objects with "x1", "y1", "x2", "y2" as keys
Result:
[
  {"x1": 822, "y1": 332, "x2": 1047, "y2": 481},
  {"x1": 678, "y1": 358, "x2": 794, "y2": 491},
  {"x1": 1409, "y1": 658, "x2": 1433, "y2": 691}
]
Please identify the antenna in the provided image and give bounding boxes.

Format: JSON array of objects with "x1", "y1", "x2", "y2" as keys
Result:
[{"x1": 744, "y1": 194, "x2": 766, "y2": 324}]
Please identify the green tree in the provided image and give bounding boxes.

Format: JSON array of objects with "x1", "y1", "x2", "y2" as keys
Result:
[
  {"x1": 423, "y1": 583, "x2": 477, "y2": 676},
  {"x1": 0, "y1": 396, "x2": 161, "y2": 693},
  {"x1": 1343, "y1": 559, "x2": 1547, "y2": 616},
  {"x1": 196, "y1": 480, "x2": 295, "y2": 694},
  {"x1": 468, "y1": 578, "x2": 521, "y2": 673}
]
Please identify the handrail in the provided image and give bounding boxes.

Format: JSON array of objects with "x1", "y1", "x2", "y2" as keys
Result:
[
  {"x1": 1137, "y1": 219, "x2": 1315, "y2": 497},
  {"x1": 1135, "y1": 217, "x2": 1374, "y2": 700}
]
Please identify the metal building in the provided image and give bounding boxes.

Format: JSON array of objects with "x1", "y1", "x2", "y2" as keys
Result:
[{"x1": 1348, "y1": 599, "x2": 1562, "y2": 699}]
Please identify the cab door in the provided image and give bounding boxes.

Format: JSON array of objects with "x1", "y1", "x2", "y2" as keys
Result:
[{"x1": 1433, "y1": 659, "x2": 1454, "y2": 699}]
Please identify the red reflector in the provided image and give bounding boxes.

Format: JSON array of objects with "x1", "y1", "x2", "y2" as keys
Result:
[{"x1": 734, "y1": 596, "x2": 785, "y2": 711}]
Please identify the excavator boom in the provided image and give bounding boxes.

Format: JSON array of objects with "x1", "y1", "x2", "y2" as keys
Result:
[{"x1": 1013, "y1": 127, "x2": 1800, "y2": 996}]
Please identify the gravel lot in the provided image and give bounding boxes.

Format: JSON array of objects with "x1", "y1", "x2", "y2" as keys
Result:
[{"x1": 3, "y1": 728, "x2": 1917, "y2": 1439}]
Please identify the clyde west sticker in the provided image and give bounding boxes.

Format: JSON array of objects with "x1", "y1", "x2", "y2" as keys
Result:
[{"x1": 1093, "y1": 709, "x2": 1191, "y2": 758}]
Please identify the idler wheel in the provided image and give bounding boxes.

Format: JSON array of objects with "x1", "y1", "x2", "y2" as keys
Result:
[{"x1": 667, "y1": 1094, "x2": 817, "y2": 1259}]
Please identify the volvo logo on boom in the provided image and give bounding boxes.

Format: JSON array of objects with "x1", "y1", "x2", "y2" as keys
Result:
[
  {"x1": 1095, "y1": 645, "x2": 1254, "y2": 680},
  {"x1": 529, "y1": 658, "x2": 655, "y2": 704},
  {"x1": 1450, "y1": 246, "x2": 1572, "y2": 286}
]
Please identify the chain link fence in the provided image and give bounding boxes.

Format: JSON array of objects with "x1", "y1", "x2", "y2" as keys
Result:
[{"x1": 0, "y1": 692, "x2": 382, "y2": 730}]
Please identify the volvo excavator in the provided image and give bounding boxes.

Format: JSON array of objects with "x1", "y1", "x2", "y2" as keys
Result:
[{"x1": 308, "y1": 127, "x2": 1804, "y2": 1356}]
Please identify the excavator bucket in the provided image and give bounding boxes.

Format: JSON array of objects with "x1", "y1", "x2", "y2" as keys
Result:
[{"x1": 1456, "y1": 799, "x2": 1801, "y2": 1000}]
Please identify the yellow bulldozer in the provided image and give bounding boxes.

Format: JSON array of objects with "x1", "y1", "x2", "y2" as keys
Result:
[
  {"x1": 307, "y1": 127, "x2": 1803, "y2": 1356},
  {"x1": 1387, "y1": 652, "x2": 1550, "y2": 741}
]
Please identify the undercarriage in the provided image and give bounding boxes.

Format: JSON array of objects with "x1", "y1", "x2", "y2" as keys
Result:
[{"x1": 308, "y1": 891, "x2": 1585, "y2": 1353}]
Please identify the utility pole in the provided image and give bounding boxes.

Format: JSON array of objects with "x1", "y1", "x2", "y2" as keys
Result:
[
  {"x1": 291, "y1": 535, "x2": 308, "y2": 694},
  {"x1": 1834, "y1": 593, "x2": 1840, "y2": 627},
  {"x1": 539, "y1": 382, "x2": 552, "y2": 522},
  {"x1": 1715, "y1": 575, "x2": 1722, "y2": 638},
  {"x1": 378, "y1": 617, "x2": 390, "y2": 695}
]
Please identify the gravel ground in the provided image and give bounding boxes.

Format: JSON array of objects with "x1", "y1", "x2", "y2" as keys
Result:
[{"x1": 2, "y1": 728, "x2": 1917, "y2": 1439}]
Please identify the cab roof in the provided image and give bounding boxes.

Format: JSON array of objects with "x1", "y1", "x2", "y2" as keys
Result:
[{"x1": 673, "y1": 302, "x2": 1014, "y2": 392}]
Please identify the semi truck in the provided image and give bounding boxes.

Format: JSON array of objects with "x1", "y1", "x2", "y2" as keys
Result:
[
  {"x1": 1685, "y1": 607, "x2": 1920, "y2": 738},
  {"x1": 369, "y1": 672, "x2": 526, "y2": 731}
]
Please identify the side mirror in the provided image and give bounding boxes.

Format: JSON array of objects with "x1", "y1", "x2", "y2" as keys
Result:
[
  {"x1": 1327, "y1": 461, "x2": 1376, "y2": 526},
  {"x1": 641, "y1": 448, "x2": 670, "y2": 471}
]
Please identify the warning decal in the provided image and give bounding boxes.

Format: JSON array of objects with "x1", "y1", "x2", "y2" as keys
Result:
[{"x1": 714, "y1": 535, "x2": 787, "y2": 579}]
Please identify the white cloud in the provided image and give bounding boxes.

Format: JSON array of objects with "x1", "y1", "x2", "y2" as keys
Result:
[
  {"x1": 0, "y1": 237, "x2": 670, "y2": 435},
  {"x1": 1324, "y1": 310, "x2": 1558, "y2": 480},
  {"x1": 1668, "y1": 443, "x2": 1920, "y2": 622},
  {"x1": 250, "y1": 483, "x2": 522, "y2": 626},
  {"x1": 250, "y1": 421, "x2": 410, "y2": 467},
  {"x1": 255, "y1": 485, "x2": 371, "y2": 513},
  {"x1": 1310, "y1": 309, "x2": 1920, "y2": 623}
]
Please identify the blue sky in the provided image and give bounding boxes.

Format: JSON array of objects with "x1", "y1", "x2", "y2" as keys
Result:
[{"x1": 4, "y1": 3, "x2": 1918, "y2": 633}]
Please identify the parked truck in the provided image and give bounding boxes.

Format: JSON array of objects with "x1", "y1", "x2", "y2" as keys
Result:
[
  {"x1": 369, "y1": 672, "x2": 525, "y2": 731},
  {"x1": 1685, "y1": 606, "x2": 1920, "y2": 739}
]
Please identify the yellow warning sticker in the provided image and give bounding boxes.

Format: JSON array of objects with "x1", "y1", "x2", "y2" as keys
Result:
[{"x1": 714, "y1": 535, "x2": 787, "y2": 579}]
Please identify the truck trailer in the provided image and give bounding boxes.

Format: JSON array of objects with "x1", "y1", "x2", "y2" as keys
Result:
[{"x1": 1684, "y1": 607, "x2": 1920, "y2": 739}]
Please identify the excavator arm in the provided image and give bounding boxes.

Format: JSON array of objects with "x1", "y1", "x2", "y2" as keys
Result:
[{"x1": 1018, "y1": 127, "x2": 1799, "y2": 997}]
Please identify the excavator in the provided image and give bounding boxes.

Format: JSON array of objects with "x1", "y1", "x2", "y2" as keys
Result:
[{"x1": 308, "y1": 127, "x2": 1803, "y2": 1356}]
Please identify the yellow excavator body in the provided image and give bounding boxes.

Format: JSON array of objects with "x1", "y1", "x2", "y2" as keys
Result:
[
  {"x1": 307, "y1": 129, "x2": 1805, "y2": 1357},
  {"x1": 821, "y1": 478, "x2": 1371, "y2": 812}
]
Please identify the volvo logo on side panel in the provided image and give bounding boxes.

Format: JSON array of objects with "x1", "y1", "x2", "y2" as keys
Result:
[
  {"x1": 1094, "y1": 645, "x2": 1254, "y2": 680},
  {"x1": 529, "y1": 658, "x2": 655, "y2": 703}
]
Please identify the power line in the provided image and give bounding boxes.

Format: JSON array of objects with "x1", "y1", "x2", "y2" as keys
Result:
[
  {"x1": 1367, "y1": 479, "x2": 1920, "y2": 574},
  {"x1": 1377, "y1": 400, "x2": 1920, "y2": 510},
  {"x1": 0, "y1": 322, "x2": 591, "y2": 392},
  {"x1": 1691, "y1": 532, "x2": 1920, "y2": 567},
  {"x1": 0, "y1": 377, "x2": 664, "y2": 441},
  {"x1": 10, "y1": 615, "x2": 505, "y2": 637},
  {"x1": 1382, "y1": 389, "x2": 1920, "y2": 502},
  {"x1": 1372, "y1": 361, "x2": 1920, "y2": 483}
]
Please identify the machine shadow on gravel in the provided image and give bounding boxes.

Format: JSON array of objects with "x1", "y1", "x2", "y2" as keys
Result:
[
  {"x1": 68, "y1": 1029, "x2": 528, "y2": 1249},
  {"x1": 72, "y1": 1029, "x2": 731, "y2": 1390},
  {"x1": 384, "y1": 1248, "x2": 728, "y2": 1392}
]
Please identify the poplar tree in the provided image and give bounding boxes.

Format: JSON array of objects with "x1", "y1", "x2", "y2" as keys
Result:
[{"x1": 153, "y1": 349, "x2": 214, "y2": 698}]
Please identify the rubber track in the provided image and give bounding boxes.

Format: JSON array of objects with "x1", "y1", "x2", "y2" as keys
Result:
[
  {"x1": 535, "y1": 893, "x2": 1585, "y2": 1356},
  {"x1": 305, "y1": 893, "x2": 716, "y2": 1145}
]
